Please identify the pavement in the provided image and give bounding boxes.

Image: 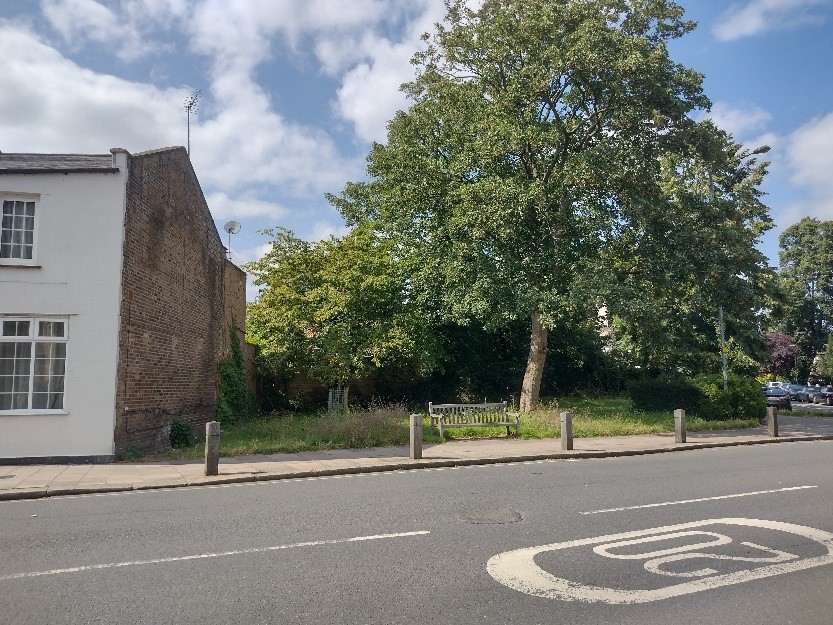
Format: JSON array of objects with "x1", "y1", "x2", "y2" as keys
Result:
[{"x1": 2, "y1": 415, "x2": 832, "y2": 501}]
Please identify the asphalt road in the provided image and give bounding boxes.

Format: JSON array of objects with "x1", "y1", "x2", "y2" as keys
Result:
[{"x1": 1, "y1": 441, "x2": 832, "y2": 625}]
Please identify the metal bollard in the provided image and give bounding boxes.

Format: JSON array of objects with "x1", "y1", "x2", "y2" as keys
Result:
[
  {"x1": 409, "y1": 414, "x2": 423, "y2": 460},
  {"x1": 674, "y1": 409, "x2": 686, "y2": 444},
  {"x1": 767, "y1": 407, "x2": 778, "y2": 437},
  {"x1": 204, "y1": 420, "x2": 220, "y2": 476},
  {"x1": 560, "y1": 411, "x2": 573, "y2": 451}
]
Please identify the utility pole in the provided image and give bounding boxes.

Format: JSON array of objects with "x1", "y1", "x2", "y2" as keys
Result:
[{"x1": 719, "y1": 305, "x2": 728, "y2": 391}]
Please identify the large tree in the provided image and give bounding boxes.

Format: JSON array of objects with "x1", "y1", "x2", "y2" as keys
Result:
[
  {"x1": 330, "y1": 0, "x2": 769, "y2": 410},
  {"x1": 777, "y1": 217, "x2": 833, "y2": 357},
  {"x1": 245, "y1": 227, "x2": 435, "y2": 389},
  {"x1": 603, "y1": 122, "x2": 772, "y2": 374}
]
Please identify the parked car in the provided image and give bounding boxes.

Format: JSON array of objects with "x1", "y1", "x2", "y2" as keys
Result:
[
  {"x1": 764, "y1": 387, "x2": 792, "y2": 411},
  {"x1": 792, "y1": 386, "x2": 815, "y2": 403},
  {"x1": 811, "y1": 386, "x2": 833, "y2": 405},
  {"x1": 786, "y1": 384, "x2": 806, "y2": 401}
]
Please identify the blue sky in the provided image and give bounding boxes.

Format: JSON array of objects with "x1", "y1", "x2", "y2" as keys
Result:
[{"x1": 1, "y1": 0, "x2": 831, "y2": 300}]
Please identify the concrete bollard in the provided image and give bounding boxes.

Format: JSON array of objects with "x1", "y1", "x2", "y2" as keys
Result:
[
  {"x1": 767, "y1": 407, "x2": 778, "y2": 437},
  {"x1": 204, "y1": 420, "x2": 220, "y2": 476},
  {"x1": 409, "y1": 414, "x2": 423, "y2": 460},
  {"x1": 674, "y1": 409, "x2": 686, "y2": 444},
  {"x1": 560, "y1": 411, "x2": 573, "y2": 451}
]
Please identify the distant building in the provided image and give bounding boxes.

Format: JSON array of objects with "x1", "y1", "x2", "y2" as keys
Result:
[{"x1": 0, "y1": 147, "x2": 246, "y2": 462}]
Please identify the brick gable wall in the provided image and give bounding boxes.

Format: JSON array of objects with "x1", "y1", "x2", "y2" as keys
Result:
[{"x1": 113, "y1": 147, "x2": 245, "y2": 454}]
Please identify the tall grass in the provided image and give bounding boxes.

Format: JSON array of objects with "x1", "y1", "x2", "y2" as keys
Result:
[{"x1": 123, "y1": 396, "x2": 760, "y2": 461}]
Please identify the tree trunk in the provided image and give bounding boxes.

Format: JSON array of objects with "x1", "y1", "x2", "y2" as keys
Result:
[{"x1": 520, "y1": 312, "x2": 548, "y2": 412}]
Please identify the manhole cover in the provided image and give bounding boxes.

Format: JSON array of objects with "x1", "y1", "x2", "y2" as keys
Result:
[{"x1": 460, "y1": 507, "x2": 522, "y2": 525}]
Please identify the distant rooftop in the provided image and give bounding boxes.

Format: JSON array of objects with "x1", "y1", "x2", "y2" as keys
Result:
[{"x1": 0, "y1": 153, "x2": 118, "y2": 174}]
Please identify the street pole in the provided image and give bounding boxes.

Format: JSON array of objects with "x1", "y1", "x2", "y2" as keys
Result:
[{"x1": 719, "y1": 305, "x2": 728, "y2": 391}]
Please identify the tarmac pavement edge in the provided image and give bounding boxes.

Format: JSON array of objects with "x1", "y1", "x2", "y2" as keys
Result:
[{"x1": 2, "y1": 434, "x2": 831, "y2": 502}]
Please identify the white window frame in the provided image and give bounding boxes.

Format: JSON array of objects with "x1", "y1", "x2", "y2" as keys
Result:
[
  {"x1": 0, "y1": 316, "x2": 68, "y2": 415},
  {"x1": 0, "y1": 194, "x2": 40, "y2": 266}
]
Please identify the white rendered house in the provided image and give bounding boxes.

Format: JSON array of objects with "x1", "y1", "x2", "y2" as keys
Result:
[{"x1": 0, "y1": 147, "x2": 246, "y2": 462}]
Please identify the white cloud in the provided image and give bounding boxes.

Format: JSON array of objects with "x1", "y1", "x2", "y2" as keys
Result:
[
  {"x1": 713, "y1": 0, "x2": 830, "y2": 42},
  {"x1": 205, "y1": 192, "x2": 289, "y2": 221},
  {"x1": 190, "y1": 82, "x2": 363, "y2": 198},
  {"x1": 0, "y1": 24, "x2": 186, "y2": 152},
  {"x1": 40, "y1": 0, "x2": 174, "y2": 60},
  {"x1": 330, "y1": 1, "x2": 444, "y2": 143},
  {"x1": 781, "y1": 111, "x2": 833, "y2": 221},
  {"x1": 706, "y1": 102, "x2": 772, "y2": 139}
]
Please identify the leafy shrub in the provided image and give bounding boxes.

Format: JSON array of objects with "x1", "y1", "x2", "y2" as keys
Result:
[
  {"x1": 690, "y1": 374, "x2": 766, "y2": 421},
  {"x1": 628, "y1": 374, "x2": 765, "y2": 421},
  {"x1": 627, "y1": 376, "x2": 700, "y2": 413},
  {"x1": 169, "y1": 419, "x2": 196, "y2": 448}
]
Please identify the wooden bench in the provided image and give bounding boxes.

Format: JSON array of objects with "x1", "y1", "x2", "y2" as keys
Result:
[{"x1": 428, "y1": 401, "x2": 519, "y2": 438}]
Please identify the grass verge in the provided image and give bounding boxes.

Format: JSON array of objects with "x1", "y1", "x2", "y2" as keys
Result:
[{"x1": 122, "y1": 396, "x2": 762, "y2": 462}]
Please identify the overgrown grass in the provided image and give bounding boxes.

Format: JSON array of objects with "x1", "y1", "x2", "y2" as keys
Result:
[
  {"x1": 122, "y1": 396, "x2": 762, "y2": 461},
  {"x1": 449, "y1": 396, "x2": 761, "y2": 440}
]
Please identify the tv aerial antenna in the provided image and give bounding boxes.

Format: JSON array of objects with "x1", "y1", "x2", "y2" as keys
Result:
[
  {"x1": 184, "y1": 89, "x2": 201, "y2": 155},
  {"x1": 223, "y1": 220, "x2": 241, "y2": 260}
]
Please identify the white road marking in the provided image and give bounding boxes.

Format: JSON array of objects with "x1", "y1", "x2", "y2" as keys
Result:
[
  {"x1": 0, "y1": 530, "x2": 430, "y2": 582},
  {"x1": 487, "y1": 518, "x2": 833, "y2": 604},
  {"x1": 580, "y1": 485, "x2": 818, "y2": 515}
]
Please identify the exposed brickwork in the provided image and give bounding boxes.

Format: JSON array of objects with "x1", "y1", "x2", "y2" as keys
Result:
[{"x1": 113, "y1": 147, "x2": 246, "y2": 454}]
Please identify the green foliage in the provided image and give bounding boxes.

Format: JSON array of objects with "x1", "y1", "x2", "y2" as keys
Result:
[
  {"x1": 121, "y1": 449, "x2": 146, "y2": 461},
  {"x1": 627, "y1": 374, "x2": 765, "y2": 421},
  {"x1": 775, "y1": 217, "x2": 833, "y2": 381},
  {"x1": 245, "y1": 226, "x2": 437, "y2": 388},
  {"x1": 328, "y1": 0, "x2": 771, "y2": 409},
  {"x1": 169, "y1": 419, "x2": 195, "y2": 449},
  {"x1": 690, "y1": 374, "x2": 766, "y2": 421},
  {"x1": 627, "y1": 377, "x2": 701, "y2": 413},
  {"x1": 217, "y1": 331, "x2": 253, "y2": 424},
  {"x1": 144, "y1": 396, "x2": 761, "y2": 460}
]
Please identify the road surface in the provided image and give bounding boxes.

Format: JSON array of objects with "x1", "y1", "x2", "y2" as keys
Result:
[{"x1": 1, "y1": 441, "x2": 832, "y2": 624}]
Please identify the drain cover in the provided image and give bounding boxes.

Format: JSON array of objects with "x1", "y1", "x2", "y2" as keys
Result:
[{"x1": 460, "y1": 507, "x2": 522, "y2": 524}]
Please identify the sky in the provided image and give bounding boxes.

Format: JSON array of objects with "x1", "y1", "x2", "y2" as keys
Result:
[{"x1": 1, "y1": 0, "x2": 832, "y2": 301}]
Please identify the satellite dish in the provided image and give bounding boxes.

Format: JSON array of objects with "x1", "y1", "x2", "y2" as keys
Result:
[{"x1": 224, "y1": 221, "x2": 241, "y2": 234}]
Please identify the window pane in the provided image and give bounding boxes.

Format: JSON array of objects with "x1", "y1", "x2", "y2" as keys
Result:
[
  {"x1": 15, "y1": 357, "x2": 30, "y2": 376},
  {"x1": 32, "y1": 392, "x2": 63, "y2": 410},
  {"x1": 11, "y1": 244, "x2": 22, "y2": 258},
  {"x1": 0, "y1": 376, "x2": 12, "y2": 392},
  {"x1": 38, "y1": 321, "x2": 65, "y2": 338},
  {"x1": 49, "y1": 392, "x2": 63, "y2": 409},
  {"x1": 11, "y1": 230, "x2": 22, "y2": 244},
  {"x1": 24, "y1": 230, "x2": 33, "y2": 244},
  {"x1": 13, "y1": 375, "x2": 29, "y2": 393},
  {"x1": 0, "y1": 243, "x2": 10, "y2": 258},
  {"x1": 33, "y1": 375, "x2": 49, "y2": 394},
  {"x1": 12, "y1": 392, "x2": 28, "y2": 409},
  {"x1": 35, "y1": 342, "x2": 55, "y2": 358},
  {"x1": 32, "y1": 393, "x2": 47, "y2": 409},
  {"x1": 15, "y1": 342, "x2": 31, "y2": 358},
  {"x1": 0, "y1": 344, "x2": 14, "y2": 358},
  {"x1": 21, "y1": 245, "x2": 32, "y2": 260},
  {"x1": 24, "y1": 202, "x2": 35, "y2": 217},
  {"x1": 0, "y1": 229, "x2": 9, "y2": 243},
  {"x1": 0, "y1": 359, "x2": 14, "y2": 375}
]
